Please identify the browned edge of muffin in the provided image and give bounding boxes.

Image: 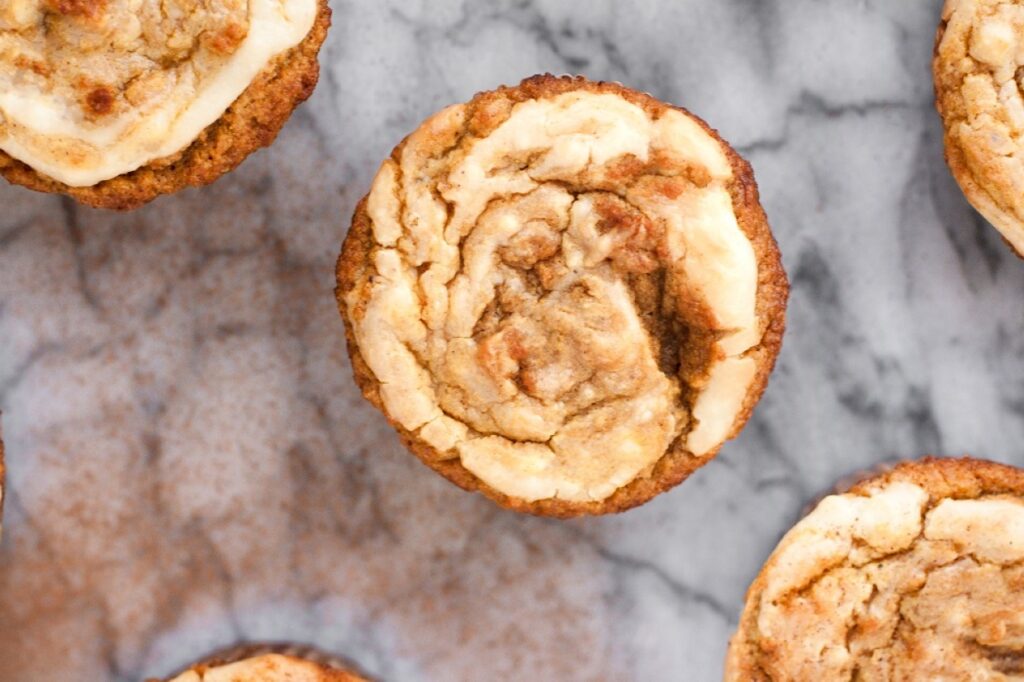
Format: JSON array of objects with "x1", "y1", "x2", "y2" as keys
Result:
[
  {"x1": 0, "y1": 0, "x2": 332, "y2": 211},
  {"x1": 149, "y1": 641, "x2": 370, "y2": 681},
  {"x1": 335, "y1": 74, "x2": 789, "y2": 518},
  {"x1": 796, "y1": 457, "x2": 905, "y2": 518},
  {"x1": 727, "y1": 456, "x2": 1024, "y2": 680},
  {"x1": 932, "y1": 3, "x2": 1024, "y2": 258}
]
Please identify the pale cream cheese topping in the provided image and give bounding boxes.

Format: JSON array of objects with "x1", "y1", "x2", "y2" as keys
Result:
[
  {"x1": 0, "y1": 0, "x2": 317, "y2": 187},
  {"x1": 937, "y1": 0, "x2": 1024, "y2": 252},
  {"x1": 347, "y1": 89, "x2": 763, "y2": 503},
  {"x1": 730, "y1": 478, "x2": 1024, "y2": 680}
]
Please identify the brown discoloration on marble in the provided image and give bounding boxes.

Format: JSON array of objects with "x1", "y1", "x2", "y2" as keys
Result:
[
  {"x1": 0, "y1": 164, "x2": 623, "y2": 680},
  {"x1": 0, "y1": 431, "x2": 5, "y2": 538}
]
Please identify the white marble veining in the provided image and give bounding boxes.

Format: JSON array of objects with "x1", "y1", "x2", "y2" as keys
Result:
[{"x1": 2, "y1": 0, "x2": 1023, "y2": 680}]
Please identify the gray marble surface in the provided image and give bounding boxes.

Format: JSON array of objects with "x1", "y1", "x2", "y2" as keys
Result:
[{"x1": 1, "y1": 0, "x2": 1022, "y2": 680}]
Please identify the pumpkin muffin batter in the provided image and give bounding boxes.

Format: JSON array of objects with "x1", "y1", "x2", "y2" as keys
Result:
[
  {"x1": 935, "y1": 0, "x2": 1024, "y2": 254},
  {"x1": 337, "y1": 75, "x2": 788, "y2": 516},
  {"x1": 0, "y1": 0, "x2": 330, "y2": 209},
  {"x1": 727, "y1": 457, "x2": 1024, "y2": 681}
]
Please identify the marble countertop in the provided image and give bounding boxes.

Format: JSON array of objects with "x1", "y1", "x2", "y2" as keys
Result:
[{"x1": 3, "y1": 0, "x2": 1023, "y2": 680}]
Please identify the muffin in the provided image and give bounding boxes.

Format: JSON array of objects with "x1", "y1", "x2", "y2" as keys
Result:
[
  {"x1": 726, "y1": 457, "x2": 1024, "y2": 680},
  {"x1": 153, "y1": 643, "x2": 368, "y2": 681},
  {"x1": 336, "y1": 75, "x2": 788, "y2": 517},
  {"x1": 0, "y1": 0, "x2": 331, "y2": 210},
  {"x1": 935, "y1": 0, "x2": 1024, "y2": 254}
]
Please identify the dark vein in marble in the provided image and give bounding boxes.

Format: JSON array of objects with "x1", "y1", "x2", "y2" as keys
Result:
[
  {"x1": 738, "y1": 91, "x2": 922, "y2": 155},
  {"x1": 557, "y1": 524, "x2": 734, "y2": 624},
  {"x1": 59, "y1": 197, "x2": 104, "y2": 313}
]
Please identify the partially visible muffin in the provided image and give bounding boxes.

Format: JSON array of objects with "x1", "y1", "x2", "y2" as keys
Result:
[
  {"x1": 935, "y1": 0, "x2": 1024, "y2": 254},
  {"x1": 153, "y1": 643, "x2": 368, "y2": 682},
  {"x1": 337, "y1": 74, "x2": 788, "y2": 517},
  {"x1": 726, "y1": 457, "x2": 1024, "y2": 680},
  {"x1": 0, "y1": 0, "x2": 331, "y2": 209}
]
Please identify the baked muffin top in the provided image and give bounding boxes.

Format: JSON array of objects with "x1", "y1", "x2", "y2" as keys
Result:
[
  {"x1": 726, "y1": 458, "x2": 1024, "y2": 681},
  {"x1": 0, "y1": 0, "x2": 317, "y2": 187},
  {"x1": 935, "y1": 0, "x2": 1024, "y2": 253},
  {"x1": 338, "y1": 75, "x2": 786, "y2": 513},
  {"x1": 166, "y1": 654, "x2": 364, "y2": 682}
]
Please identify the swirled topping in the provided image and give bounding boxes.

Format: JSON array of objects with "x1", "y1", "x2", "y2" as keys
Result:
[
  {"x1": 0, "y1": 0, "x2": 317, "y2": 187},
  {"x1": 936, "y1": 0, "x2": 1024, "y2": 252},
  {"x1": 727, "y1": 472, "x2": 1024, "y2": 680},
  {"x1": 168, "y1": 654, "x2": 362, "y2": 681},
  {"x1": 345, "y1": 83, "x2": 767, "y2": 503}
]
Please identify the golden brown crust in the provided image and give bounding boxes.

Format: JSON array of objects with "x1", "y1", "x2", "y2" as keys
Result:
[
  {"x1": 846, "y1": 455, "x2": 1024, "y2": 499},
  {"x1": 727, "y1": 457, "x2": 1024, "y2": 681},
  {"x1": 336, "y1": 74, "x2": 788, "y2": 517},
  {"x1": 934, "y1": 0, "x2": 1024, "y2": 256},
  {"x1": 153, "y1": 642, "x2": 369, "y2": 682},
  {"x1": 0, "y1": 0, "x2": 331, "y2": 211}
]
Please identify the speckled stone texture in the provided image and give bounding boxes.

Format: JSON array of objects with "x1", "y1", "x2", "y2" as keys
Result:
[{"x1": 2, "y1": 1, "x2": 1024, "y2": 680}]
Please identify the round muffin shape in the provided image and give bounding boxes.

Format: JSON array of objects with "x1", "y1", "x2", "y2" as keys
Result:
[
  {"x1": 0, "y1": 0, "x2": 331, "y2": 210},
  {"x1": 337, "y1": 75, "x2": 787, "y2": 517},
  {"x1": 935, "y1": 0, "x2": 1024, "y2": 255},
  {"x1": 726, "y1": 457, "x2": 1024, "y2": 681},
  {"x1": 153, "y1": 643, "x2": 368, "y2": 682}
]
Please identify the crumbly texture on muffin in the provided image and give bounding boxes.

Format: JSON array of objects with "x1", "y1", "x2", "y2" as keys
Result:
[
  {"x1": 2, "y1": 0, "x2": 253, "y2": 116},
  {"x1": 726, "y1": 457, "x2": 1024, "y2": 681},
  {"x1": 336, "y1": 74, "x2": 787, "y2": 517},
  {"x1": 155, "y1": 643, "x2": 368, "y2": 682},
  {"x1": 0, "y1": 0, "x2": 330, "y2": 210},
  {"x1": 935, "y1": 0, "x2": 1024, "y2": 255}
]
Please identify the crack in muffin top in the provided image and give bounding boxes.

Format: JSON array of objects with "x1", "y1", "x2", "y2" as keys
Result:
[
  {"x1": 343, "y1": 77, "x2": 775, "y2": 505},
  {"x1": 0, "y1": 0, "x2": 317, "y2": 187},
  {"x1": 726, "y1": 459, "x2": 1024, "y2": 681},
  {"x1": 936, "y1": 0, "x2": 1024, "y2": 253}
]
